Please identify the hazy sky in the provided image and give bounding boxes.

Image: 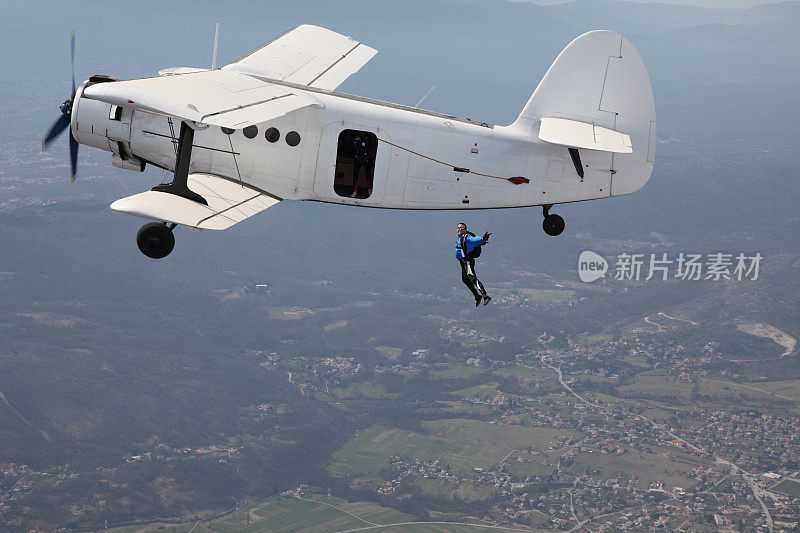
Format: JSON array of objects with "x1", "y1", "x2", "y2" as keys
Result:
[{"x1": 521, "y1": 0, "x2": 787, "y2": 8}]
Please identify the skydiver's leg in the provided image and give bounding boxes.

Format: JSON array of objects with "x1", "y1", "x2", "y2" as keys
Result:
[
  {"x1": 461, "y1": 260, "x2": 481, "y2": 302},
  {"x1": 474, "y1": 277, "x2": 488, "y2": 297},
  {"x1": 470, "y1": 260, "x2": 491, "y2": 305},
  {"x1": 468, "y1": 259, "x2": 488, "y2": 297},
  {"x1": 365, "y1": 158, "x2": 374, "y2": 195},
  {"x1": 351, "y1": 159, "x2": 362, "y2": 197}
]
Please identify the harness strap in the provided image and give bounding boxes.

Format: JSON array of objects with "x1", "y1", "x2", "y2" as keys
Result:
[{"x1": 460, "y1": 232, "x2": 479, "y2": 260}]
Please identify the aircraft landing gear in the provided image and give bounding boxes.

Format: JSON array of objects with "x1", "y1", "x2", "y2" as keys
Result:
[
  {"x1": 137, "y1": 222, "x2": 175, "y2": 259},
  {"x1": 541, "y1": 204, "x2": 565, "y2": 237}
]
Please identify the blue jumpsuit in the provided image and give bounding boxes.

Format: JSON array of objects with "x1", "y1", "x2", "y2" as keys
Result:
[{"x1": 456, "y1": 234, "x2": 488, "y2": 300}]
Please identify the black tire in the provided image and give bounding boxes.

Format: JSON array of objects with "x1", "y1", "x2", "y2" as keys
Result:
[
  {"x1": 542, "y1": 214, "x2": 565, "y2": 237},
  {"x1": 136, "y1": 222, "x2": 175, "y2": 259}
]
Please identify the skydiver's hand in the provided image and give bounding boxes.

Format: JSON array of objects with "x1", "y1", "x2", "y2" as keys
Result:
[{"x1": 483, "y1": 232, "x2": 492, "y2": 242}]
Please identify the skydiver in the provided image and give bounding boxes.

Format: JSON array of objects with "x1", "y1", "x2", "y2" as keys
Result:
[
  {"x1": 350, "y1": 133, "x2": 373, "y2": 198},
  {"x1": 456, "y1": 222, "x2": 492, "y2": 307}
]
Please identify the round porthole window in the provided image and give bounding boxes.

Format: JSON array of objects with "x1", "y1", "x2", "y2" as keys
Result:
[
  {"x1": 243, "y1": 125, "x2": 258, "y2": 139},
  {"x1": 221, "y1": 127, "x2": 235, "y2": 135},
  {"x1": 286, "y1": 131, "x2": 301, "y2": 147},
  {"x1": 265, "y1": 127, "x2": 280, "y2": 143}
]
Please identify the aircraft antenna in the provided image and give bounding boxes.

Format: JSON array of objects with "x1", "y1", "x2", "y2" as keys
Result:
[
  {"x1": 415, "y1": 85, "x2": 436, "y2": 108},
  {"x1": 211, "y1": 22, "x2": 220, "y2": 70}
]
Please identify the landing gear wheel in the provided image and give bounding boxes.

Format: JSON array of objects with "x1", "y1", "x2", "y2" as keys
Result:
[
  {"x1": 136, "y1": 222, "x2": 175, "y2": 259},
  {"x1": 542, "y1": 214, "x2": 565, "y2": 237}
]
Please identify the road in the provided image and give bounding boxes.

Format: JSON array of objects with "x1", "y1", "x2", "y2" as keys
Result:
[
  {"x1": 658, "y1": 312, "x2": 698, "y2": 325},
  {"x1": 0, "y1": 389, "x2": 51, "y2": 441},
  {"x1": 568, "y1": 477, "x2": 581, "y2": 526},
  {"x1": 529, "y1": 360, "x2": 608, "y2": 421},
  {"x1": 720, "y1": 462, "x2": 773, "y2": 532}
]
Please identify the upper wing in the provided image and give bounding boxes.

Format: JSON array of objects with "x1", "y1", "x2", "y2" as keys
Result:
[
  {"x1": 82, "y1": 70, "x2": 316, "y2": 129},
  {"x1": 110, "y1": 173, "x2": 280, "y2": 230},
  {"x1": 82, "y1": 26, "x2": 375, "y2": 127},
  {"x1": 223, "y1": 24, "x2": 377, "y2": 90}
]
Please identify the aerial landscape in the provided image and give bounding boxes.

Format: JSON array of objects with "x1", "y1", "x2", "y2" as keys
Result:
[{"x1": 1, "y1": 0, "x2": 800, "y2": 531}]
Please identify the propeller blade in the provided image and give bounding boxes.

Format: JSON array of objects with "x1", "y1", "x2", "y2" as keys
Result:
[
  {"x1": 42, "y1": 114, "x2": 70, "y2": 151},
  {"x1": 69, "y1": 131, "x2": 79, "y2": 182},
  {"x1": 70, "y1": 29, "x2": 76, "y2": 98}
]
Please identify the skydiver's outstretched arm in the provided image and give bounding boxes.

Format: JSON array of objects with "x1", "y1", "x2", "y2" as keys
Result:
[{"x1": 464, "y1": 234, "x2": 487, "y2": 247}]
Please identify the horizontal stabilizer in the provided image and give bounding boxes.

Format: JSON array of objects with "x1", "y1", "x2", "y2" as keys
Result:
[
  {"x1": 539, "y1": 117, "x2": 632, "y2": 153},
  {"x1": 110, "y1": 174, "x2": 280, "y2": 230}
]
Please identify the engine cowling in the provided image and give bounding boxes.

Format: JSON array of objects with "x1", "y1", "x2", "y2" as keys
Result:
[{"x1": 71, "y1": 77, "x2": 145, "y2": 172}]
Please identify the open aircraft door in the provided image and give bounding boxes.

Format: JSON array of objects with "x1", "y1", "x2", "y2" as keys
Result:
[{"x1": 313, "y1": 121, "x2": 389, "y2": 203}]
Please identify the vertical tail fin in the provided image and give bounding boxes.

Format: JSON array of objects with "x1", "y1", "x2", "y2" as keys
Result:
[{"x1": 514, "y1": 31, "x2": 656, "y2": 196}]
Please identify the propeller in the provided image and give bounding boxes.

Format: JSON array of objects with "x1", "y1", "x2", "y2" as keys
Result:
[{"x1": 42, "y1": 29, "x2": 79, "y2": 182}]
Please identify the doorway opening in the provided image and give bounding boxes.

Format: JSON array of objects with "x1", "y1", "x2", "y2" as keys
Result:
[{"x1": 334, "y1": 129, "x2": 378, "y2": 199}]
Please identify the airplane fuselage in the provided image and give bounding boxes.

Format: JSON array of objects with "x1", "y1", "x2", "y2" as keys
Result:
[{"x1": 73, "y1": 78, "x2": 620, "y2": 210}]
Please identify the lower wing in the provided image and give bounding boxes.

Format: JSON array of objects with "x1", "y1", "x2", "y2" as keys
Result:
[{"x1": 110, "y1": 173, "x2": 280, "y2": 230}]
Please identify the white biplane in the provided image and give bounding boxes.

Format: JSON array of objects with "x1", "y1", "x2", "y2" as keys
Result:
[{"x1": 43, "y1": 25, "x2": 655, "y2": 258}]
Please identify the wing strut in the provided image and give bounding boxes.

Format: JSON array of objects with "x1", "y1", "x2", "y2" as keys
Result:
[
  {"x1": 152, "y1": 121, "x2": 208, "y2": 205},
  {"x1": 568, "y1": 147, "x2": 584, "y2": 179}
]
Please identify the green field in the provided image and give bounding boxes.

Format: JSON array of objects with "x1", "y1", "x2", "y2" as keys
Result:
[
  {"x1": 618, "y1": 373, "x2": 744, "y2": 409},
  {"x1": 331, "y1": 525, "x2": 539, "y2": 533},
  {"x1": 111, "y1": 493, "x2": 414, "y2": 533},
  {"x1": 564, "y1": 446, "x2": 705, "y2": 490},
  {"x1": 574, "y1": 333, "x2": 615, "y2": 346},
  {"x1": 493, "y1": 288, "x2": 577, "y2": 305},
  {"x1": 428, "y1": 400, "x2": 493, "y2": 418},
  {"x1": 331, "y1": 419, "x2": 584, "y2": 479},
  {"x1": 331, "y1": 381, "x2": 396, "y2": 400},
  {"x1": 492, "y1": 365, "x2": 545, "y2": 381},
  {"x1": 773, "y1": 478, "x2": 800, "y2": 497},
  {"x1": 453, "y1": 384, "x2": 502, "y2": 400},
  {"x1": 638, "y1": 406, "x2": 676, "y2": 423},
  {"x1": 375, "y1": 346, "x2": 402, "y2": 359},
  {"x1": 429, "y1": 365, "x2": 486, "y2": 379},
  {"x1": 505, "y1": 456, "x2": 554, "y2": 479},
  {"x1": 412, "y1": 478, "x2": 494, "y2": 501},
  {"x1": 620, "y1": 374, "x2": 800, "y2": 412},
  {"x1": 740, "y1": 378, "x2": 800, "y2": 400},
  {"x1": 111, "y1": 491, "x2": 549, "y2": 532},
  {"x1": 616, "y1": 373, "x2": 692, "y2": 399}
]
